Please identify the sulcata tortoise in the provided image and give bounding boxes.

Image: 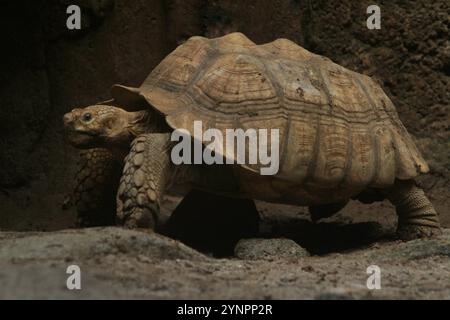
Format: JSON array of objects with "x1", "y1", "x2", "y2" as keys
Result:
[{"x1": 63, "y1": 32, "x2": 441, "y2": 240}]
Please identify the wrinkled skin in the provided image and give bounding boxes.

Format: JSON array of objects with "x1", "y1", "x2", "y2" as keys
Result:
[{"x1": 63, "y1": 105, "x2": 149, "y2": 154}]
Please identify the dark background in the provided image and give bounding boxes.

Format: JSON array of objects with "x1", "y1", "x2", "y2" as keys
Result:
[{"x1": 0, "y1": 0, "x2": 448, "y2": 231}]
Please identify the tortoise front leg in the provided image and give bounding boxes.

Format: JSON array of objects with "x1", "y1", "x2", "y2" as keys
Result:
[
  {"x1": 386, "y1": 179, "x2": 442, "y2": 240},
  {"x1": 65, "y1": 148, "x2": 121, "y2": 227},
  {"x1": 116, "y1": 133, "x2": 173, "y2": 229}
]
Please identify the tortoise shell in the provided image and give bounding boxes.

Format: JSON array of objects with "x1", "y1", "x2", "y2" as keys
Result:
[{"x1": 111, "y1": 32, "x2": 428, "y2": 190}]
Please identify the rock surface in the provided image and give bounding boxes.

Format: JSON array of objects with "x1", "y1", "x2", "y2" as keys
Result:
[
  {"x1": 0, "y1": 227, "x2": 449, "y2": 299},
  {"x1": 235, "y1": 238, "x2": 310, "y2": 261},
  {"x1": 0, "y1": 227, "x2": 205, "y2": 262}
]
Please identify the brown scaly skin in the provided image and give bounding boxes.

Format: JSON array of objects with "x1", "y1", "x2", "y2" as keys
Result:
[
  {"x1": 383, "y1": 179, "x2": 442, "y2": 240},
  {"x1": 116, "y1": 133, "x2": 173, "y2": 228},
  {"x1": 63, "y1": 104, "x2": 441, "y2": 241},
  {"x1": 63, "y1": 105, "x2": 152, "y2": 152},
  {"x1": 68, "y1": 148, "x2": 121, "y2": 227},
  {"x1": 63, "y1": 105, "x2": 167, "y2": 226}
]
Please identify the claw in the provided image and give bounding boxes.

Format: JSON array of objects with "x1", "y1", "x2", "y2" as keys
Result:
[{"x1": 397, "y1": 225, "x2": 442, "y2": 241}]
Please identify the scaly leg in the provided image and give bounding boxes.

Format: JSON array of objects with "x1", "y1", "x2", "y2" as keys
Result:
[
  {"x1": 116, "y1": 133, "x2": 173, "y2": 229},
  {"x1": 66, "y1": 148, "x2": 121, "y2": 227},
  {"x1": 386, "y1": 179, "x2": 442, "y2": 240}
]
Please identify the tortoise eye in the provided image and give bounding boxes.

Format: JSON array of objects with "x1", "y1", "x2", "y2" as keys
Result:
[{"x1": 82, "y1": 113, "x2": 92, "y2": 122}]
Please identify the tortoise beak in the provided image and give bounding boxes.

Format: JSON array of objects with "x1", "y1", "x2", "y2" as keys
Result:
[
  {"x1": 63, "y1": 108, "x2": 83, "y2": 126},
  {"x1": 64, "y1": 129, "x2": 98, "y2": 149},
  {"x1": 63, "y1": 111, "x2": 97, "y2": 148}
]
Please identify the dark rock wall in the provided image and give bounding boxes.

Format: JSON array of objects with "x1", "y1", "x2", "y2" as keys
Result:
[{"x1": 0, "y1": 0, "x2": 448, "y2": 230}]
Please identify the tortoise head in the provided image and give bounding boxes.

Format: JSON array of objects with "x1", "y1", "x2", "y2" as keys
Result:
[{"x1": 63, "y1": 105, "x2": 150, "y2": 150}]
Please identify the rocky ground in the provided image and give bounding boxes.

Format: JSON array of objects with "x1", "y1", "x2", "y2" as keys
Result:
[
  {"x1": 1, "y1": 225, "x2": 449, "y2": 299},
  {"x1": 1, "y1": 195, "x2": 450, "y2": 299}
]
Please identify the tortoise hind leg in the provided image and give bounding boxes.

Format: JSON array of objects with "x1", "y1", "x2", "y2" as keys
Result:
[
  {"x1": 385, "y1": 179, "x2": 442, "y2": 240},
  {"x1": 309, "y1": 201, "x2": 348, "y2": 222}
]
